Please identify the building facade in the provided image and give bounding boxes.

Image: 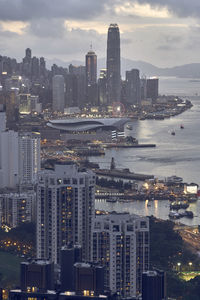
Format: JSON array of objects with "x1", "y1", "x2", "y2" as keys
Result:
[
  {"x1": 19, "y1": 132, "x2": 41, "y2": 185},
  {"x1": 36, "y1": 163, "x2": 95, "y2": 264},
  {"x1": 125, "y1": 69, "x2": 141, "y2": 105},
  {"x1": 52, "y1": 75, "x2": 65, "y2": 112},
  {"x1": 106, "y1": 24, "x2": 121, "y2": 104},
  {"x1": 92, "y1": 213, "x2": 149, "y2": 297}
]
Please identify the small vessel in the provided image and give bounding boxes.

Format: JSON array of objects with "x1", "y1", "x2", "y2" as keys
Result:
[
  {"x1": 169, "y1": 211, "x2": 180, "y2": 219},
  {"x1": 126, "y1": 124, "x2": 133, "y2": 130},
  {"x1": 171, "y1": 131, "x2": 175, "y2": 136},
  {"x1": 180, "y1": 124, "x2": 184, "y2": 129}
]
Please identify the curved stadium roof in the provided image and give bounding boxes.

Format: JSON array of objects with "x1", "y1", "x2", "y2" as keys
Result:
[{"x1": 47, "y1": 117, "x2": 130, "y2": 132}]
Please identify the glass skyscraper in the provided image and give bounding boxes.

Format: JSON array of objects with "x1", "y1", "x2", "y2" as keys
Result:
[{"x1": 106, "y1": 24, "x2": 121, "y2": 104}]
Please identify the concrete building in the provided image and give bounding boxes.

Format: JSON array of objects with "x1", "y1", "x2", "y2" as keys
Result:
[
  {"x1": 92, "y1": 213, "x2": 149, "y2": 297},
  {"x1": 0, "y1": 191, "x2": 36, "y2": 228},
  {"x1": 142, "y1": 270, "x2": 166, "y2": 300},
  {"x1": 85, "y1": 49, "x2": 98, "y2": 106},
  {"x1": 19, "y1": 132, "x2": 41, "y2": 185},
  {"x1": 125, "y1": 69, "x2": 141, "y2": 105},
  {"x1": 60, "y1": 245, "x2": 82, "y2": 292},
  {"x1": 36, "y1": 163, "x2": 95, "y2": 264},
  {"x1": 98, "y1": 69, "x2": 107, "y2": 106},
  {"x1": 146, "y1": 78, "x2": 159, "y2": 103},
  {"x1": 52, "y1": 75, "x2": 65, "y2": 112},
  {"x1": 0, "y1": 130, "x2": 19, "y2": 188},
  {"x1": 106, "y1": 24, "x2": 121, "y2": 104}
]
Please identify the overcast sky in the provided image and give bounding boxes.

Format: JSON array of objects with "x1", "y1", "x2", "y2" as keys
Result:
[{"x1": 0, "y1": 0, "x2": 200, "y2": 67}]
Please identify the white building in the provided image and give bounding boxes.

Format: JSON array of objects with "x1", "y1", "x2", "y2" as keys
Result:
[
  {"x1": 36, "y1": 163, "x2": 95, "y2": 264},
  {"x1": 92, "y1": 213, "x2": 149, "y2": 297},
  {"x1": 0, "y1": 130, "x2": 19, "y2": 188},
  {"x1": 52, "y1": 75, "x2": 65, "y2": 113},
  {"x1": 19, "y1": 132, "x2": 41, "y2": 184},
  {"x1": 0, "y1": 191, "x2": 36, "y2": 228},
  {"x1": 0, "y1": 130, "x2": 41, "y2": 188}
]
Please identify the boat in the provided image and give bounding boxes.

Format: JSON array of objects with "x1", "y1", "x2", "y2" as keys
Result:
[
  {"x1": 171, "y1": 131, "x2": 175, "y2": 136},
  {"x1": 185, "y1": 211, "x2": 194, "y2": 218},
  {"x1": 180, "y1": 124, "x2": 184, "y2": 129},
  {"x1": 169, "y1": 211, "x2": 181, "y2": 219},
  {"x1": 126, "y1": 124, "x2": 133, "y2": 130}
]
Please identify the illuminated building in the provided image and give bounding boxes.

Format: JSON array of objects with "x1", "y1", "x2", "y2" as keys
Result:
[
  {"x1": 19, "y1": 132, "x2": 41, "y2": 184},
  {"x1": 85, "y1": 49, "x2": 98, "y2": 106},
  {"x1": 0, "y1": 130, "x2": 19, "y2": 188},
  {"x1": 36, "y1": 163, "x2": 95, "y2": 264},
  {"x1": 0, "y1": 191, "x2": 36, "y2": 228},
  {"x1": 52, "y1": 75, "x2": 65, "y2": 112},
  {"x1": 92, "y1": 213, "x2": 149, "y2": 297},
  {"x1": 106, "y1": 24, "x2": 121, "y2": 104},
  {"x1": 98, "y1": 69, "x2": 107, "y2": 106}
]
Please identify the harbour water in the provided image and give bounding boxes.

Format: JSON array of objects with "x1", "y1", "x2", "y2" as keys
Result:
[{"x1": 93, "y1": 77, "x2": 200, "y2": 226}]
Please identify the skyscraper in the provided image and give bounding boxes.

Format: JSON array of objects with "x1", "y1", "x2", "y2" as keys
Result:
[
  {"x1": 85, "y1": 49, "x2": 98, "y2": 106},
  {"x1": 52, "y1": 75, "x2": 65, "y2": 112},
  {"x1": 125, "y1": 69, "x2": 141, "y2": 105},
  {"x1": 36, "y1": 163, "x2": 95, "y2": 264},
  {"x1": 19, "y1": 132, "x2": 41, "y2": 184},
  {"x1": 106, "y1": 24, "x2": 121, "y2": 104}
]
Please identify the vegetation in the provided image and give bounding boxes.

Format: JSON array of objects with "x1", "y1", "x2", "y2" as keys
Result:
[
  {"x1": 96, "y1": 177, "x2": 132, "y2": 191},
  {"x1": 150, "y1": 216, "x2": 200, "y2": 299}
]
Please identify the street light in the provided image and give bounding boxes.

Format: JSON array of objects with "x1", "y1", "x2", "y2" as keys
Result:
[
  {"x1": 177, "y1": 262, "x2": 181, "y2": 272},
  {"x1": 189, "y1": 262, "x2": 192, "y2": 271}
]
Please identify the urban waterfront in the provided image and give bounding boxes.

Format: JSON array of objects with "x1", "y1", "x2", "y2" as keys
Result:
[{"x1": 94, "y1": 77, "x2": 200, "y2": 226}]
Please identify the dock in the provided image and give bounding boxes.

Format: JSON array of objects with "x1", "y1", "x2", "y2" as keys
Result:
[{"x1": 95, "y1": 169, "x2": 154, "y2": 181}]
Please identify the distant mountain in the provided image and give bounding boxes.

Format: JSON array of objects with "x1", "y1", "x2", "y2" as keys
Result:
[{"x1": 46, "y1": 58, "x2": 200, "y2": 78}]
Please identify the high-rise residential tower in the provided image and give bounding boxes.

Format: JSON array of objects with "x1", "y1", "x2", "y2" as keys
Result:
[
  {"x1": 36, "y1": 163, "x2": 95, "y2": 264},
  {"x1": 92, "y1": 213, "x2": 149, "y2": 297},
  {"x1": 52, "y1": 75, "x2": 65, "y2": 112},
  {"x1": 106, "y1": 24, "x2": 121, "y2": 104},
  {"x1": 19, "y1": 132, "x2": 41, "y2": 184}
]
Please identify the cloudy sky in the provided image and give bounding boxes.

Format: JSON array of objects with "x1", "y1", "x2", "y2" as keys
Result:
[{"x1": 0, "y1": 0, "x2": 200, "y2": 67}]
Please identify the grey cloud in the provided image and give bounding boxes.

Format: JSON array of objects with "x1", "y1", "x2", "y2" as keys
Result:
[
  {"x1": 133, "y1": 0, "x2": 200, "y2": 19},
  {"x1": 0, "y1": 0, "x2": 111, "y2": 21}
]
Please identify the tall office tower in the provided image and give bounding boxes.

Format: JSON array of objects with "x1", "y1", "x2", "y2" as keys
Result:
[
  {"x1": 146, "y1": 78, "x2": 159, "y2": 103},
  {"x1": 22, "y1": 48, "x2": 32, "y2": 78},
  {"x1": 31, "y1": 56, "x2": 40, "y2": 79},
  {"x1": 92, "y1": 213, "x2": 149, "y2": 298},
  {"x1": 85, "y1": 49, "x2": 98, "y2": 106},
  {"x1": 106, "y1": 24, "x2": 121, "y2": 104},
  {"x1": 25, "y1": 48, "x2": 32, "y2": 62},
  {"x1": 19, "y1": 132, "x2": 41, "y2": 185},
  {"x1": 36, "y1": 163, "x2": 95, "y2": 264},
  {"x1": 52, "y1": 75, "x2": 65, "y2": 112},
  {"x1": 0, "y1": 130, "x2": 19, "y2": 188},
  {"x1": 142, "y1": 270, "x2": 166, "y2": 300},
  {"x1": 39, "y1": 57, "x2": 46, "y2": 78},
  {"x1": 140, "y1": 77, "x2": 147, "y2": 101},
  {"x1": 125, "y1": 69, "x2": 141, "y2": 105},
  {"x1": 5, "y1": 90, "x2": 19, "y2": 130},
  {"x1": 67, "y1": 64, "x2": 86, "y2": 108},
  {"x1": 86, "y1": 49, "x2": 97, "y2": 86},
  {"x1": 98, "y1": 69, "x2": 107, "y2": 106}
]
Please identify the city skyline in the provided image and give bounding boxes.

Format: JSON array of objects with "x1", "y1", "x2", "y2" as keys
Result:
[{"x1": 0, "y1": 1, "x2": 200, "y2": 67}]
